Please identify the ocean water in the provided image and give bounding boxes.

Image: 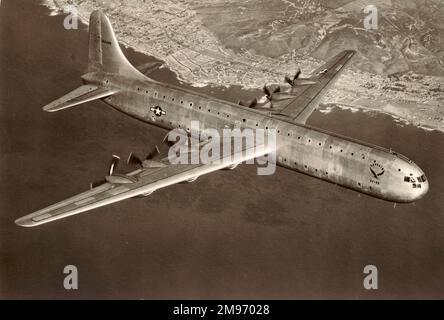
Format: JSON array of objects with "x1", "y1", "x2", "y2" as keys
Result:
[{"x1": 0, "y1": 0, "x2": 443, "y2": 298}]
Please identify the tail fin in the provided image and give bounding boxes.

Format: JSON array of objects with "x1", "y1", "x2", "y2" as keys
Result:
[{"x1": 88, "y1": 10, "x2": 144, "y2": 79}]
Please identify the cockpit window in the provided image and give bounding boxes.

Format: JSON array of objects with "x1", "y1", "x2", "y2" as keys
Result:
[
  {"x1": 404, "y1": 176, "x2": 410, "y2": 182},
  {"x1": 417, "y1": 174, "x2": 427, "y2": 182}
]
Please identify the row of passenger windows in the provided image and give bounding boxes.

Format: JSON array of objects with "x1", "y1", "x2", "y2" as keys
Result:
[
  {"x1": 154, "y1": 112, "x2": 379, "y2": 191},
  {"x1": 138, "y1": 88, "x2": 195, "y2": 107},
  {"x1": 281, "y1": 159, "x2": 375, "y2": 190},
  {"x1": 146, "y1": 90, "x2": 370, "y2": 160}
]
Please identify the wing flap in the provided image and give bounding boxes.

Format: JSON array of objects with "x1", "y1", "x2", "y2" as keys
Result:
[{"x1": 42, "y1": 85, "x2": 118, "y2": 112}]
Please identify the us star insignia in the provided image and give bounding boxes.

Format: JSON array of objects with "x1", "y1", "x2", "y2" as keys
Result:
[{"x1": 150, "y1": 106, "x2": 165, "y2": 117}]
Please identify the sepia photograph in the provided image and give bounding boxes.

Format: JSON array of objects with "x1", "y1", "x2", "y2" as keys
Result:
[{"x1": 0, "y1": 0, "x2": 443, "y2": 304}]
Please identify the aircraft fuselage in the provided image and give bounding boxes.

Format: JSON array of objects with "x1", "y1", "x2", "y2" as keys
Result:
[{"x1": 83, "y1": 72, "x2": 428, "y2": 203}]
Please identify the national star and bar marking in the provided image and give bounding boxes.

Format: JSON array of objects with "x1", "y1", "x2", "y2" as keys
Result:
[{"x1": 150, "y1": 106, "x2": 165, "y2": 117}]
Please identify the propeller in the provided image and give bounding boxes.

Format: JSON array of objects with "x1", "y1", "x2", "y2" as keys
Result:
[
  {"x1": 263, "y1": 85, "x2": 271, "y2": 99},
  {"x1": 127, "y1": 152, "x2": 143, "y2": 166},
  {"x1": 261, "y1": 85, "x2": 281, "y2": 109},
  {"x1": 285, "y1": 68, "x2": 301, "y2": 86},
  {"x1": 285, "y1": 68, "x2": 316, "y2": 86},
  {"x1": 284, "y1": 75, "x2": 293, "y2": 86},
  {"x1": 90, "y1": 155, "x2": 120, "y2": 189},
  {"x1": 108, "y1": 155, "x2": 120, "y2": 176},
  {"x1": 127, "y1": 146, "x2": 161, "y2": 168},
  {"x1": 294, "y1": 68, "x2": 302, "y2": 79},
  {"x1": 262, "y1": 85, "x2": 280, "y2": 100}
]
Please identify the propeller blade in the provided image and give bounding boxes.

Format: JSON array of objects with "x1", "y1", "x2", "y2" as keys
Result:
[
  {"x1": 294, "y1": 68, "x2": 301, "y2": 80},
  {"x1": 284, "y1": 75, "x2": 293, "y2": 86},
  {"x1": 285, "y1": 69, "x2": 301, "y2": 86},
  {"x1": 248, "y1": 98, "x2": 257, "y2": 108},
  {"x1": 146, "y1": 145, "x2": 160, "y2": 159},
  {"x1": 108, "y1": 155, "x2": 120, "y2": 176},
  {"x1": 263, "y1": 85, "x2": 271, "y2": 98},
  {"x1": 127, "y1": 152, "x2": 143, "y2": 166}
]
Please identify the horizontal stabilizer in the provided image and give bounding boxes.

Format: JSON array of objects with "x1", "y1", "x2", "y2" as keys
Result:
[
  {"x1": 136, "y1": 61, "x2": 163, "y2": 76},
  {"x1": 43, "y1": 85, "x2": 118, "y2": 112}
]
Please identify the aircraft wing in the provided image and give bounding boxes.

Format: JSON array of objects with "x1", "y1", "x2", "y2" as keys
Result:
[
  {"x1": 277, "y1": 50, "x2": 355, "y2": 124},
  {"x1": 42, "y1": 85, "x2": 118, "y2": 112},
  {"x1": 15, "y1": 135, "x2": 272, "y2": 227}
]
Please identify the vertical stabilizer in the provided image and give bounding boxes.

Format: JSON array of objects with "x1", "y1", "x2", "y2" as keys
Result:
[{"x1": 88, "y1": 10, "x2": 144, "y2": 79}]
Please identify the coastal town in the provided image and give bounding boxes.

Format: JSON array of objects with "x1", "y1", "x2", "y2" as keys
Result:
[{"x1": 48, "y1": 0, "x2": 444, "y2": 131}]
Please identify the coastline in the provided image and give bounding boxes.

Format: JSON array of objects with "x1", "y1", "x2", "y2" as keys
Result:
[
  {"x1": 319, "y1": 103, "x2": 439, "y2": 133},
  {"x1": 42, "y1": 0, "x2": 444, "y2": 134}
]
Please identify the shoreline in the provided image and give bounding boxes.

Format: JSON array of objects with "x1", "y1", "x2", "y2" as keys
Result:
[
  {"x1": 42, "y1": 0, "x2": 444, "y2": 135},
  {"x1": 319, "y1": 104, "x2": 441, "y2": 133}
]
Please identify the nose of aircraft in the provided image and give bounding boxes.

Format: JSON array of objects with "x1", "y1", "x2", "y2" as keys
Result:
[
  {"x1": 399, "y1": 162, "x2": 429, "y2": 202},
  {"x1": 409, "y1": 166, "x2": 429, "y2": 201}
]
